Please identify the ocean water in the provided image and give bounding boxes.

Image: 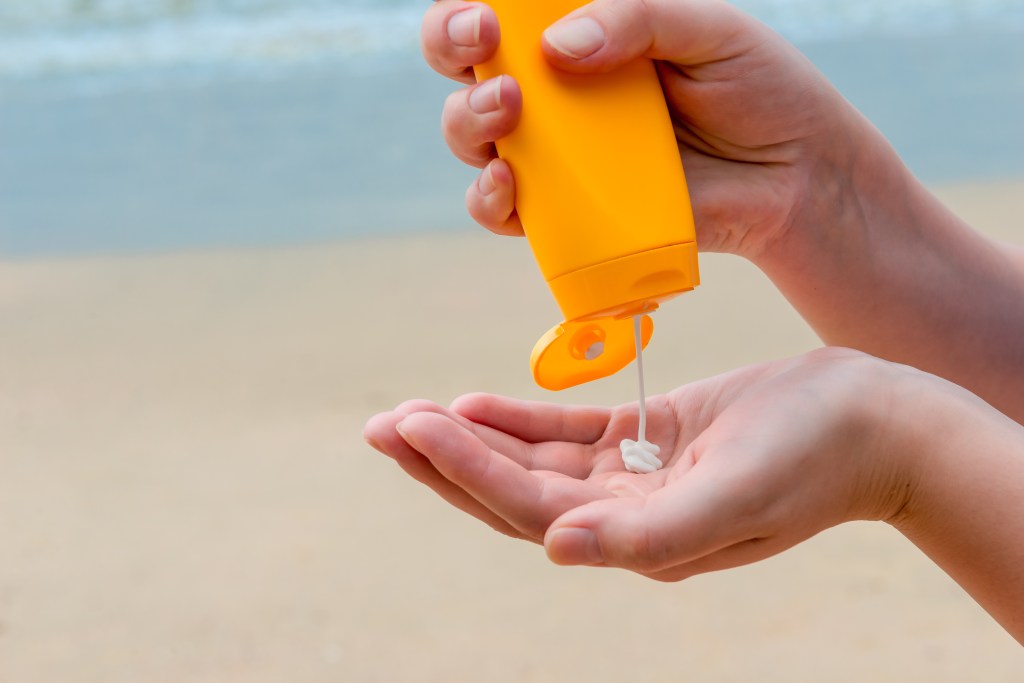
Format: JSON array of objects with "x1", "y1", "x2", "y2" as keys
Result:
[
  {"x1": 1, "y1": 0, "x2": 1022, "y2": 80},
  {"x1": 1, "y1": 1, "x2": 1022, "y2": 255}
]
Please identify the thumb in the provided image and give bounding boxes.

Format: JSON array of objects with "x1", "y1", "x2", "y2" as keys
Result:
[
  {"x1": 543, "y1": 466, "x2": 755, "y2": 573},
  {"x1": 541, "y1": 0, "x2": 767, "y2": 73}
]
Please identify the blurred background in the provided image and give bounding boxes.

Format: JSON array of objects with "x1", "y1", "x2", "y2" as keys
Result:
[
  {"x1": 1, "y1": 1, "x2": 1023, "y2": 681},
  {"x1": 1, "y1": 0, "x2": 1022, "y2": 255}
]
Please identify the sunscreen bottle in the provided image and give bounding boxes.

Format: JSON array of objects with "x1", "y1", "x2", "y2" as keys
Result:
[{"x1": 475, "y1": 0, "x2": 699, "y2": 390}]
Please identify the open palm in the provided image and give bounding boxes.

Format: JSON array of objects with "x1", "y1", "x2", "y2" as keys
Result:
[
  {"x1": 366, "y1": 390, "x2": 692, "y2": 539},
  {"x1": 364, "y1": 349, "x2": 904, "y2": 580}
]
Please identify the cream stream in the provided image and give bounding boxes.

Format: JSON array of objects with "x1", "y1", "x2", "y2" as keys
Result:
[{"x1": 620, "y1": 315, "x2": 663, "y2": 474}]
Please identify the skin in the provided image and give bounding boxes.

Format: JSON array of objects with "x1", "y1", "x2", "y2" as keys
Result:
[
  {"x1": 364, "y1": 349, "x2": 1024, "y2": 642},
  {"x1": 424, "y1": 0, "x2": 1024, "y2": 422},
  {"x1": 365, "y1": 0, "x2": 1024, "y2": 644}
]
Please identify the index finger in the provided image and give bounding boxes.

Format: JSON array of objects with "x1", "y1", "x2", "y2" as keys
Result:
[
  {"x1": 398, "y1": 411, "x2": 613, "y2": 540},
  {"x1": 422, "y1": 1, "x2": 502, "y2": 84},
  {"x1": 450, "y1": 393, "x2": 611, "y2": 445}
]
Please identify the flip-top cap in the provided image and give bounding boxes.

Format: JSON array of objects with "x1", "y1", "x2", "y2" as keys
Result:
[{"x1": 530, "y1": 314, "x2": 653, "y2": 391}]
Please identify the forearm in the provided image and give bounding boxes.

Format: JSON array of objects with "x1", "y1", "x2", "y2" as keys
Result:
[
  {"x1": 889, "y1": 381, "x2": 1024, "y2": 643},
  {"x1": 757, "y1": 110, "x2": 1024, "y2": 422}
]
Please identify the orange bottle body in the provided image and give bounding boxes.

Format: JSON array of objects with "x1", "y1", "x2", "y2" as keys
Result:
[{"x1": 474, "y1": 0, "x2": 700, "y2": 389}]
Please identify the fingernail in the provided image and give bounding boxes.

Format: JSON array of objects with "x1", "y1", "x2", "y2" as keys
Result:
[
  {"x1": 447, "y1": 7, "x2": 482, "y2": 48},
  {"x1": 544, "y1": 17, "x2": 606, "y2": 60},
  {"x1": 395, "y1": 420, "x2": 410, "y2": 440},
  {"x1": 468, "y1": 75, "x2": 502, "y2": 114},
  {"x1": 364, "y1": 436, "x2": 383, "y2": 452},
  {"x1": 549, "y1": 528, "x2": 604, "y2": 565},
  {"x1": 478, "y1": 163, "x2": 497, "y2": 196}
]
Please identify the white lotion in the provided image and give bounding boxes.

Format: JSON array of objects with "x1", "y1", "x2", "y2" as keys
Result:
[
  {"x1": 620, "y1": 315, "x2": 664, "y2": 474},
  {"x1": 620, "y1": 438, "x2": 662, "y2": 474}
]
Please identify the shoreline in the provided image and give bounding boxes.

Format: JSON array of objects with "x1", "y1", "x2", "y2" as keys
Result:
[{"x1": 2, "y1": 26, "x2": 1023, "y2": 258}]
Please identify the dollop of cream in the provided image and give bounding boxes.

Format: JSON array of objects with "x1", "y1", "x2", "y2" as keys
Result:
[{"x1": 620, "y1": 439, "x2": 663, "y2": 474}]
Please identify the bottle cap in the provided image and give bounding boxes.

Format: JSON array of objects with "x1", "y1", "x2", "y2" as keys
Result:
[{"x1": 530, "y1": 314, "x2": 653, "y2": 391}]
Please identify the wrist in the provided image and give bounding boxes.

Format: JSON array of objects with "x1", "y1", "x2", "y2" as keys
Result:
[
  {"x1": 877, "y1": 371, "x2": 1024, "y2": 640},
  {"x1": 841, "y1": 358, "x2": 930, "y2": 525},
  {"x1": 755, "y1": 103, "x2": 911, "y2": 276},
  {"x1": 874, "y1": 367, "x2": 993, "y2": 532}
]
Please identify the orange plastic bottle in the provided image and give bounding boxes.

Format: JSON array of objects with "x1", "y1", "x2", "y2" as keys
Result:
[{"x1": 475, "y1": 0, "x2": 699, "y2": 390}]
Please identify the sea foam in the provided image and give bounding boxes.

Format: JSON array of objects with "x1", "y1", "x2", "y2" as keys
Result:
[{"x1": 0, "y1": 0, "x2": 1022, "y2": 80}]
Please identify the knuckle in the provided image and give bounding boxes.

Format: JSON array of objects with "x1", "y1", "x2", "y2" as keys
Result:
[
  {"x1": 466, "y1": 192, "x2": 496, "y2": 228},
  {"x1": 467, "y1": 184, "x2": 512, "y2": 231},
  {"x1": 441, "y1": 90, "x2": 468, "y2": 135}
]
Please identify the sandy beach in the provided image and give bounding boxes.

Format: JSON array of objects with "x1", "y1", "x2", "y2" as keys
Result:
[{"x1": 0, "y1": 178, "x2": 1022, "y2": 680}]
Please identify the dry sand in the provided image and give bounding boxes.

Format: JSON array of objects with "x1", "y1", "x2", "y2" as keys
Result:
[{"x1": 1, "y1": 180, "x2": 1022, "y2": 681}]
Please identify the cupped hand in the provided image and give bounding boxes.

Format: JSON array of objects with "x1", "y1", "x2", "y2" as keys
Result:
[
  {"x1": 364, "y1": 348, "x2": 918, "y2": 580},
  {"x1": 422, "y1": 0, "x2": 858, "y2": 257}
]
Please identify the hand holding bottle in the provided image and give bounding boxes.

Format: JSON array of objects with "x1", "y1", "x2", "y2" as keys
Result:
[{"x1": 422, "y1": 0, "x2": 1024, "y2": 421}]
